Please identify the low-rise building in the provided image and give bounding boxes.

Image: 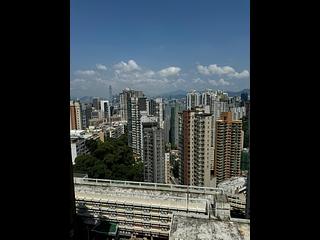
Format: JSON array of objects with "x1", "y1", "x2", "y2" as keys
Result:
[
  {"x1": 104, "y1": 121, "x2": 126, "y2": 139},
  {"x1": 70, "y1": 130, "x2": 101, "y2": 164},
  {"x1": 217, "y1": 176, "x2": 247, "y2": 214}
]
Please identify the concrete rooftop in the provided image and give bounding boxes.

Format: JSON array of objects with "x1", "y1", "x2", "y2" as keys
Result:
[{"x1": 170, "y1": 216, "x2": 250, "y2": 240}]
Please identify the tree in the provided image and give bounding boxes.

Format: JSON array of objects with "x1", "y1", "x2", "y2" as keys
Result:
[
  {"x1": 172, "y1": 160, "x2": 179, "y2": 179},
  {"x1": 85, "y1": 139, "x2": 99, "y2": 153},
  {"x1": 74, "y1": 155, "x2": 99, "y2": 176},
  {"x1": 73, "y1": 133, "x2": 143, "y2": 181},
  {"x1": 241, "y1": 151, "x2": 249, "y2": 171},
  {"x1": 241, "y1": 116, "x2": 249, "y2": 149}
]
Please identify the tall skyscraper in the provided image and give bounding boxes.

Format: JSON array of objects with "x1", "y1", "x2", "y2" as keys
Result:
[
  {"x1": 141, "y1": 116, "x2": 165, "y2": 183},
  {"x1": 119, "y1": 89, "x2": 144, "y2": 121},
  {"x1": 155, "y1": 98, "x2": 165, "y2": 129},
  {"x1": 241, "y1": 92, "x2": 248, "y2": 102},
  {"x1": 109, "y1": 85, "x2": 113, "y2": 102},
  {"x1": 170, "y1": 101, "x2": 184, "y2": 147},
  {"x1": 179, "y1": 108, "x2": 214, "y2": 187},
  {"x1": 163, "y1": 102, "x2": 171, "y2": 144},
  {"x1": 127, "y1": 95, "x2": 145, "y2": 156},
  {"x1": 138, "y1": 97, "x2": 147, "y2": 111},
  {"x1": 214, "y1": 112, "x2": 243, "y2": 185},
  {"x1": 201, "y1": 89, "x2": 216, "y2": 106},
  {"x1": 70, "y1": 100, "x2": 82, "y2": 130},
  {"x1": 146, "y1": 99, "x2": 157, "y2": 116},
  {"x1": 186, "y1": 90, "x2": 201, "y2": 110},
  {"x1": 211, "y1": 99, "x2": 229, "y2": 147},
  {"x1": 80, "y1": 102, "x2": 92, "y2": 130},
  {"x1": 230, "y1": 106, "x2": 246, "y2": 120},
  {"x1": 92, "y1": 97, "x2": 101, "y2": 110},
  {"x1": 100, "y1": 100, "x2": 111, "y2": 123}
]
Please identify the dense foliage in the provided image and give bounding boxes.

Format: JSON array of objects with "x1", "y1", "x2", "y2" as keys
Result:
[
  {"x1": 242, "y1": 116, "x2": 249, "y2": 149},
  {"x1": 241, "y1": 150, "x2": 249, "y2": 171},
  {"x1": 74, "y1": 134, "x2": 143, "y2": 181}
]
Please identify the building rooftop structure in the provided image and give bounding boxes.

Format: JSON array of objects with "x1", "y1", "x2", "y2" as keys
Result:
[
  {"x1": 217, "y1": 177, "x2": 246, "y2": 195},
  {"x1": 217, "y1": 177, "x2": 247, "y2": 214},
  {"x1": 74, "y1": 177, "x2": 246, "y2": 239},
  {"x1": 170, "y1": 216, "x2": 249, "y2": 240}
]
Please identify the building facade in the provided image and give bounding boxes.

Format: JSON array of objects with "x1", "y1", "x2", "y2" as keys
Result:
[
  {"x1": 179, "y1": 108, "x2": 214, "y2": 187},
  {"x1": 142, "y1": 119, "x2": 165, "y2": 183},
  {"x1": 214, "y1": 112, "x2": 243, "y2": 185},
  {"x1": 70, "y1": 100, "x2": 82, "y2": 130},
  {"x1": 81, "y1": 102, "x2": 92, "y2": 130},
  {"x1": 92, "y1": 97, "x2": 101, "y2": 110},
  {"x1": 186, "y1": 90, "x2": 201, "y2": 110},
  {"x1": 119, "y1": 89, "x2": 144, "y2": 121},
  {"x1": 170, "y1": 101, "x2": 184, "y2": 147},
  {"x1": 127, "y1": 96, "x2": 145, "y2": 156},
  {"x1": 100, "y1": 100, "x2": 111, "y2": 122}
]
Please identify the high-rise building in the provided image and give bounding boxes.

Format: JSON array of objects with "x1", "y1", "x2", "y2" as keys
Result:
[
  {"x1": 228, "y1": 96, "x2": 242, "y2": 109},
  {"x1": 127, "y1": 96, "x2": 145, "y2": 156},
  {"x1": 155, "y1": 98, "x2": 165, "y2": 129},
  {"x1": 211, "y1": 100, "x2": 229, "y2": 147},
  {"x1": 186, "y1": 90, "x2": 201, "y2": 110},
  {"x1": 100, "y1": 100, "x2": 111, "y2": 123},
  {"x1": 230, "y1": 106, "x2": 246, "y2": 120},
  {"x1": 241, "y1": 92, "x2": 248, "y2": 102},
  {"x1": 214, "y1": 112, "x2": 243, "y2": 185},
  {"x1": 92, "y1": 97, "x2": 101, "y2": 110},
  {"x1": 146, "y1": 99, "x2": 156, "y2": 116},
  {"x1": 70, "y1": 100, "x2": 82, "y2": 130},
  {"x1": 179, "y1": 108, "x2": 214, "y2": 187},
  {"x1": 170, "y1": 101, "x2": 184, "y2": 147},
  {"x1": 119, "y1": 89, "x2": 144, "y2": 121},
  {"x1": 164, "y1": 152, "x2": 171, "y2": 184},
  {"x1": 164, "y1": 103, "x2": 171, "y2": 144},
  {"x1": 201, "y1": 89, "x2": 216, "y2": 106},
  {"x1": 141, "y1": 117, "x2": 165, "y2": 183},
  {"x1": 80, "y1": 102, "x2": 92, "y2": 130},
  {"x1": 138, "y1": 97, "x2": 147, "y2": 111},
  {"x1": 109, "y1": 85, "x2": 113, "y2": 102}
]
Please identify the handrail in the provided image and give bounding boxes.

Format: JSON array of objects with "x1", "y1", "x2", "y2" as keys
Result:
[{"x1": 74, "y1": 177, "x2": 224, "y2": 194}]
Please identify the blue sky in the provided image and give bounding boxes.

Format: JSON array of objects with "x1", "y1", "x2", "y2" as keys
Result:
[{"x1": 71, "y1": 0, "x2": 250, "y2": 97}]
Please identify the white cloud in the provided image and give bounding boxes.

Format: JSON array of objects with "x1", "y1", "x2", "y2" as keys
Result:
[
  {"x1": 193, "y1": 78, "x2": 206, "y2": 84},
  {"x1": 197, "y1": 64, "x2": 249, "y2": 79},
  {"x1": 75, "y1": 70, "x2": 96, "y2": 75},
  {"x1": 218, "y1": 78, "x2": 230, "y2": 86},
  {"x1": 208, "y1": 78, "x2": 230, "y2": 86},
  {"x1": 208, "y1": 80, "x2": 218, "y2": 86},
  {"x1": 71, "y1": 60, "x2": 249, "y2": 97},
  {"x1": 96, "y1": 64, "x2": 107, "y2": 70},
  {"x1": 197, "y1": 65, "x2": 210, "y2": 75},
  {"x1": 72, "y1": 78, "x2": 86, "y2": 83},
  {"x1": 114, "y1": 59, "x2": 140, "y2": 73},
  {"x1": 233, "y1": 70, "x2": 250, "y2": 78},
  {"x1": 158, "y1": 66, "x2": 181, "y2": 77},
  {"x1": 144, "y1": 70, "x2": 155, "y2": 77}
]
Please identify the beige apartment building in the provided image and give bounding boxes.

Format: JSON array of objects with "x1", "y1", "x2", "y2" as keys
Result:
[
  {"x1": 214, "y1": 112, "x2": 243, "y2": 185},
  {"x1": 179, "y1": 107, "x2": 214, "y2": 187}
]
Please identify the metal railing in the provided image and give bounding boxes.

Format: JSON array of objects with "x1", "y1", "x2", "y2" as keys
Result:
[{"x1": 74, "y1": 177, "x2": 224, "y2": 195}]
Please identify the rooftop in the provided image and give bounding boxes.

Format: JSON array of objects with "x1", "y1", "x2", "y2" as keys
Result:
[
  {"x1": 170, "y1": 216, "x2": 250, "y2": 240},
  {"x1": 217, "y1": 177, "x2": 246, "y2": 195}
]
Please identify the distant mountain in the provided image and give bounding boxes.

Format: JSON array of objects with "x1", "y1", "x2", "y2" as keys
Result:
[
  {"x1": 158, "y1": 89, "x2": 249, "y2": 99},
  {"x1": 71, "y1": 96, "x2": 94, "y2": 103},
  {"x1": 226, "y1": 89, "x2": 250, "y2": 97},
  {"x1": 157, "y1": 90, "x2": 187, "y2": 99}
]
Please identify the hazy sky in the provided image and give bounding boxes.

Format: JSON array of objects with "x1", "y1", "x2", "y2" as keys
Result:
[{"x1": 71, "y1": 0, "x2": 250, "y2": 97}]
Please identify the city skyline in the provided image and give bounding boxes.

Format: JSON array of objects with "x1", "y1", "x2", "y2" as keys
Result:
[{"x1": 71, "y1": 0, "x2": 250, "y2": 97}]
